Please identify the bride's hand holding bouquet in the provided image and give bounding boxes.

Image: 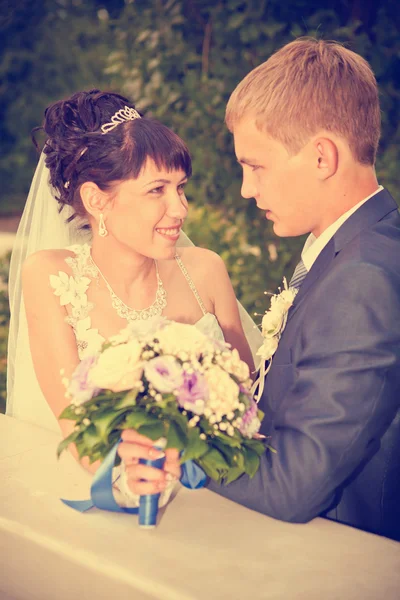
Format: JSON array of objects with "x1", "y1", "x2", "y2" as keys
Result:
[{"x1": 58, "y1": 318, "x2": 267, "y2": 526}]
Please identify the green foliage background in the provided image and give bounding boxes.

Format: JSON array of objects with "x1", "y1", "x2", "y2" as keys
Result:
[{"x1": 0, "y1": 0, "x2": 399, "y2": 411}]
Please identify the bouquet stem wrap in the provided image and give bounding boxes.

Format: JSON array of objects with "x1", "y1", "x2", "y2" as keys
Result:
[
  {"x1": 62, "y1": 439, "x2": 207, "y2": 526},
  {"x1": 138, "y1": 454, "x2": 166, "y2": 528}
]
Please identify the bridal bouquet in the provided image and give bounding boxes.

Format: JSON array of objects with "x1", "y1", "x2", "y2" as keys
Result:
[{"x1": 58, "y1": 319, "x2": 266, "y2": 486}]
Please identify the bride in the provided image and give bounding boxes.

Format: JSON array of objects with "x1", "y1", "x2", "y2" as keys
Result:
[{"x1": 7, "y1": 89, "x2": 261, "y2": 500}]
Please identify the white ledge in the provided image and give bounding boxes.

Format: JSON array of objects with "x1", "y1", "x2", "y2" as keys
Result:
[{"x1": 1, "y1": 414, "x2": 400, "y2": 600}]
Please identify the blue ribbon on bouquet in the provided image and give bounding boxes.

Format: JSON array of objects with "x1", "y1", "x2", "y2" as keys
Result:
[{"x1": 62, "y1": 440, "x2": 206, "y2": 528}]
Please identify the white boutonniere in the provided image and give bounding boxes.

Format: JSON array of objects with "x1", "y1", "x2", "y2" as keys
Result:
[{"x1": 257, "y1": 278, "x2": 297, "y2": 361}]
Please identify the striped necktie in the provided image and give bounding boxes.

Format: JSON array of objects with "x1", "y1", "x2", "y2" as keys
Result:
[{"x1": 289, "y1": 258, "x2": 308, "y2": 289}]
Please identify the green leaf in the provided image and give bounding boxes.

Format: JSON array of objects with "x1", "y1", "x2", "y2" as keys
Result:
[
  {"x1": 181, "y1": 427, "x2": 208, "y2": 462},
  {"x1": 243, "y1": 447, "x2": 260, "y2": 479},
  {"x1": 245, "y1": 437, "x2": 268, "y2": 456},
  {"x1": 59, "y1": 404, "x2": 80, "y2": 421},
  {"x1": 196, "y1": 457, "x2": 220, "y2": 482},
  {"x1": 137, "y1": 421, "x2": 166, "y2": 441},
  {"x1": 161, "y1": 403, "x2": 188, "y2": 427},
  {"x1": 116, "y1": 389, "x2": 138, "y2": 409},
  {"x1": 123, "y1": 411, "x2": 158, "y2": 430},
  {"x1": 88, "y1": 449, "x2": 106, "y2": 464},
  {"x1": 197, "y1": 447, "x2": 230, "y2": 483},
  {"x1": 82, "y1": 424, "x2": 101, "y2": 452},
  {"x1": 94, "y1": 409, "x2": 124, "y2": 442},
  {"x1": 109, "y1": 428, "x2": 123, "y2": 448},
  {"x1": 212, "y1": 439, "x2": 235, "y2": 465},
  {"x1": 71, "y1": 428, "x2": 105, "y2": 462},
  {"x1": 212, "y1": 439, "x2": 246, "y2": 470},
  {"x1": 56, "y1": 431, "x2": 80, "y2": 458},
  {"x1": 74, "y1": 437, "x2": 89, "y2": 460},
  {"x1": 223, "y1": 464, "x2": 246, "y2": 485},
  {"x1": 166, "y1": 420, "x2": 187, "y2": 451},
  {"x1": 214, "y1": 431, "x2": 242, "y2": 448}
]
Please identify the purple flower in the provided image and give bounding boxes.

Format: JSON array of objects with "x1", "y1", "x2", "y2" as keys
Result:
[
  {"x1": 69, "y1": 355, "x2": 100, "y2": 405},
  {"x1": 144, "y1": 356, "x2": 184, "y2": 393},
  {"x1": 239, "y1": 400, "x2": 261, "y2": 438},
  {"x1": 176, "y1": 371, "x2": 208, "y2": 415}
]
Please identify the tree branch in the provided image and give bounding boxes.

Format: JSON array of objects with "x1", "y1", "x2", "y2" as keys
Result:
[{"x1": 201, "y1": 19, "x2": 212, "y2": 78}]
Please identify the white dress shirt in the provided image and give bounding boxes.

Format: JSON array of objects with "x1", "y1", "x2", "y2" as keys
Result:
[{"x1": 301, "y1": 186, "x2": 384, "y2": 271}]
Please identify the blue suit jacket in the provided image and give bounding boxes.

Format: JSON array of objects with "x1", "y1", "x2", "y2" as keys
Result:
[{"x1": 209, "y1": 190, "x2": 400, "y2": 540}]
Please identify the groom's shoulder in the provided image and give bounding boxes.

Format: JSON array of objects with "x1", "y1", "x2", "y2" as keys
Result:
[
  {"x1": 358, "y1": 215, "x2": 400, "y2": 274},
  {"x1": 335, "y1": 208, "x2": 400, "y2": 277}
]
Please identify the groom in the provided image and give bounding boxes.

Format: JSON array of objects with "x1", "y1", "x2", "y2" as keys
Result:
[{"x1": 121, "y1": 38, "x2": 400, "y2": 540}]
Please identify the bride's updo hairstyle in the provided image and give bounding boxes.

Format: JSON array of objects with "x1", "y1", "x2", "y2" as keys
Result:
[{"x1": 33, "y1": 89, "x2": 192, "y2": 220}]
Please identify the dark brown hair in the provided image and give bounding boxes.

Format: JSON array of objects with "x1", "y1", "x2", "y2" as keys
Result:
[{"x1": 33, "y1": 89, "x2": 192, "y2": 218}]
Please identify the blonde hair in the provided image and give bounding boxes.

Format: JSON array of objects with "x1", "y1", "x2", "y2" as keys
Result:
[{"x1": 226, "y1": 38, "x2": 381, "y2": 165}]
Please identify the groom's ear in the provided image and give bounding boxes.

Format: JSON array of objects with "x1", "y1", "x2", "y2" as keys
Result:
[
  {"x1": 80, "y1": 181, "x2": 110, "y2": 217},
  {"x1": 313, "y1": 137, "x2": 338, "y2": 180}
]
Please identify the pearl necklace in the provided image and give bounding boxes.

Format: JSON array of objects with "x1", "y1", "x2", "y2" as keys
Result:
[{"x1": 88, "y1": 252, "x2": 167, "y2": 321}]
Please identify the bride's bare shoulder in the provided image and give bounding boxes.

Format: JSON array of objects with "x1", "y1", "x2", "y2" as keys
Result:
[
  {"x1": 177, "y1": 246, "x2": 226, "y2": 274},
  {"x1": 22, "y1": 248, "x2": 76, "y2": 282}
]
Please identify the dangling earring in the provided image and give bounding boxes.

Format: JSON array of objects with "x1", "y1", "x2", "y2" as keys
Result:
[{"x1": 98, "y1": 213, "x2": 108, "y2": 237}]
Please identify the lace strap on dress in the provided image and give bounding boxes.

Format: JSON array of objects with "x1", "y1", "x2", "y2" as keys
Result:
[
  {"x1": 48, "y1": 243, "x2": 105, "y2": 359},
  {"x1": 175, "y1": 254, "x2": 207, "y2": 316},
  {"x1": 65, "y1": 243, "x2": 98, "y2": 279}
]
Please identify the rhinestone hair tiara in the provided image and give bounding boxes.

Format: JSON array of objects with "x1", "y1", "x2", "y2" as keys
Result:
[
  {"x1": 100, "y1": 106, "x2": 141, "y2": 134},
  {"x1": 63, "y1": 106, "x2": 141, "y2": 188}
]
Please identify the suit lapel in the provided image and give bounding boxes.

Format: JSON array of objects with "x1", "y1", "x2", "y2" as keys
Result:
[{"x1": 287, "y1": 189, "x2": 398, "y2": 323}]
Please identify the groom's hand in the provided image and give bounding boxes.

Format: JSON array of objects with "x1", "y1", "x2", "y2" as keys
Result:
[{"x1": 117, "y1": 429, "x2": 181, "y2": 495}]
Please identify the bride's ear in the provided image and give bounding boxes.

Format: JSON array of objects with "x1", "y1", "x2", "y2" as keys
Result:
[{"x1": 80, "y1": 182, "x2": 110, "y2": 218}]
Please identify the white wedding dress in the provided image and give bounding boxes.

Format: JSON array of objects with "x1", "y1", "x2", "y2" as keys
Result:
[
  {"x1": 13, "y1": 243, "x2": 230, "y2": 508},
  {"x1": 55, "y1": 243, "x2": 225, "y2": 361},
  {"x1": 11, "y1": 243, "x2": 227, "y2": 434}
]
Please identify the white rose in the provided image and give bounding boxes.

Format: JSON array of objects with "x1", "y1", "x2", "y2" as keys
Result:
[
  {"x1": 108, "y1": 325, "x2": 133, "y2": 346},
  {"x1": 277, "y1": 288, "x2": 297, "y2": 311},
  {"x1": 256, "y1": 336, "x2": 279, "y2": 360},
  {"x1": 262, "y1": 308, "x2": 285, "y2": 338},
  {"x1": 89, "y1": 340, "x2": 143, "y2": 392},
  {"x1": 156, "y1": 322, "x2": 210, "y2": 356}
]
